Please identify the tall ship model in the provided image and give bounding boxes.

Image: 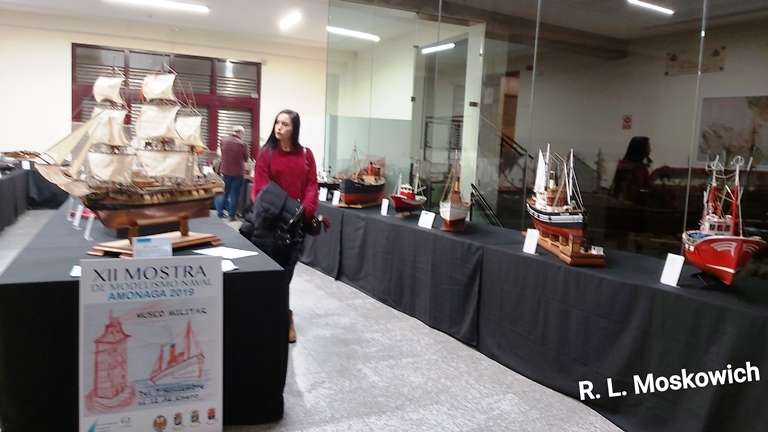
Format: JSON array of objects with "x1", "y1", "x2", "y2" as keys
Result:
[
  {"x1": 31, "y1": 71, "x2": 222, "y2": 230},
  {"x1": 150, "y1": 320, "x2": 205, "y2": 385},
  {"x1": 439, "y1": 161, "x2": 470, "y2": 232},
  {"x1": 682, "y1": 156, "x2": 766, "y2": 285},
  {"x1": 526, "y1": 145, "x2": 605, "y2": 266},
  {"x1": 390, "y1": 172, "x2": 426, "y2": 213},
  {"x1": 339, "y1": 147, "x2": 385, "y2": 205}
]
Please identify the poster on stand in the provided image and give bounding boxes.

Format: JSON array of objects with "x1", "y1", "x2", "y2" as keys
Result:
[{"x1": 79, "y1": 256, "x2": 223, "y2": 432}]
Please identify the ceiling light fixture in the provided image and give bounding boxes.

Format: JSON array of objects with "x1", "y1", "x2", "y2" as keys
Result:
[
  {"x1": 421, "y1": 42, "x2": 456, "y2": 55},
  {"x1": 279, "y1": 10, "x2": 303, "y2": 31},
  {"x1": 627, "y1": 0, "x2": 675, "y2": 15},
  {"x1": 326, "y1": 26, "x2": 381, "y2": 42},
  {"x1": 103, "y1": 0, "x2": 210, "y2": 14}
]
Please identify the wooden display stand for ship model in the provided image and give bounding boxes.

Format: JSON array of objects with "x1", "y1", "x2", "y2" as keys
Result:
[
  {"x1": 526, "y1": 145, "x2": 605, "y2": 266},
  {"x1": 29, "y1": 71, "x2": 224, "y2": 257}
]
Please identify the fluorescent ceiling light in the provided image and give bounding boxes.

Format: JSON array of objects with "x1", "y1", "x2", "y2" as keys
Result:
[
  {"x1": 627, "y1": 0, "x2": 675, "y2": 15},
  {"x1": 103, "y1": 0, "x2": 210, "y2": 14},
  {"x1": 279, "y1": 10, "x2": 303, "y2": 31},
  {"x1": 326, "y1": 26, "x2": 381, "y2": 42},
  {"x1": 421, "y1": 43, "x2": 456, "y2": 55}
]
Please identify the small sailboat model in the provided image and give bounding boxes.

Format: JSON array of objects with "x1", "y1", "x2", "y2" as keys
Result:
[
  {"x1": 390, "y1": 173, "x2": 426, "y2": 213},
  {"x1": 439, "y1": 162, "x2": 470, "y2": 232},
  {"x1": 150, "y1": 320, "x2": 205, "y2": 385},
  {"x1": 317, "y1": 167, "x2": 341, "y2": 191},
  {"x1": 682, "y1": 156, "x2": 766, "y2": 285},
  {"x1": 30, "y1": 72, "x2": 223, "y2": 236},
  {"x1": 339, "y1": 147, "x2": 386, "y2": 206},
  {"x1": 526, "y1": 145, "x2": 605, "y2": 266}
]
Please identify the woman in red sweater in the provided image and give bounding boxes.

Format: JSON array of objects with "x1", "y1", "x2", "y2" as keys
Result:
[{"x1": 251, "y1": 109, "x2": 318, "y2": 343}]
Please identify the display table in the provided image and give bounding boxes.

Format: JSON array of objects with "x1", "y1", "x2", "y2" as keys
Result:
[
  {"x1": 300, "y1": 203, "x2": 344, "y2": 278},
  {"x1": 26, "y1": 168, "x2": 68, "y2": 209},
  {"x1": 303, "y1": 201, "x2": 768, "y2": 432},
  {"x1": 0, "y1": 207, "x2": 288, "y2": 431},
  {"x1": 0, "y1": 169, "x2": 28, "y2": 232}
]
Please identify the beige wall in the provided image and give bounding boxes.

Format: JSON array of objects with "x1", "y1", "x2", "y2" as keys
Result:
[{"x1": 0, "y1": 9, "x2": 328, "y2": 164}]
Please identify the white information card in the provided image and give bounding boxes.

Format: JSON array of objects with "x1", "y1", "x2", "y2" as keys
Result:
[
  {"x1": 417, "y1": 211, "x2": 436, "y2": 229},
  {"x1": 380, "y1": 198, "x2": 389, "y2": 216},
  {"x1": 132, "y1": 236, "x2": 173, "y2": 258},
  {"x1": 523, "y1": 229, "x2": 540, "y2": 255},
  {"x1": 331, "y1": 190, "x2": 341, "y2": 206},
  {"x1": 318, "y1": 187, "x2": 328, "y2": 202},
  {"x1": 660, "y1": 253, "x2": 685, "y2": 287}
]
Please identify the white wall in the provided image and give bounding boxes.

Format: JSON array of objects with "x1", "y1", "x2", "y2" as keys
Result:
[{"x1": 0, "y1": 9, "x2": 328, "y2": 163}]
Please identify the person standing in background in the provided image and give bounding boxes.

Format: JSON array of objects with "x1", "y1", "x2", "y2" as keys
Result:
[{"x1": 216, "y1": 125, "x2": 249, "y2": 220}]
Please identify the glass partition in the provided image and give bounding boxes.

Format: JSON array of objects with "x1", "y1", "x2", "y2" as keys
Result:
[{"x1": 325, "y1": 0, "x2": 766, "y2": 281}]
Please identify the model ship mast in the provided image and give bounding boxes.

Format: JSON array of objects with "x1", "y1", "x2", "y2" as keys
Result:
[{"x1": 439, "y1": 156, "x2": 470, "y2": 231}]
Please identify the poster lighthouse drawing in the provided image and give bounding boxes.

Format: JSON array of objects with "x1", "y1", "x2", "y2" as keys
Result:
[{"x1": 79, "y1": 256, "x2": 222, "y2": 432}]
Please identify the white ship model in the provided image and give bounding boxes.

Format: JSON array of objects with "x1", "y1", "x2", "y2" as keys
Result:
[{"x1": 439, "y1": 161, "x2": 470, "y2": 232}]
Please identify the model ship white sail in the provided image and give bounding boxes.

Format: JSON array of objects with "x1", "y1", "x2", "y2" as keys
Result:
[
  {"x1": 92, "y1": 76, "x2": 125, "y2": 105},
  {"x1": 175, "y1": 115, "x2": 205, "y2": 149},
  {"x1": 137, "y1": 150, "x2": 189, "y2": 178},
  {"x1": 136, "y1": 105, "x2": 181, "y2": 139},
  {"x1": 141, "y1": 73, "x2": 177, "y2": 101}
]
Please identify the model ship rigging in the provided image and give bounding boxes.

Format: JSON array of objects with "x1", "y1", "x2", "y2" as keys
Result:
[
  {"x1": 526, "y1": 145, "x2": 605, "y2": 266},
  {"x1": 339, "y1": 146, "x2": 385, "y2": 206},
  {"x1": 682, "y1": 156, "x2": 766, "y2": 285},
  {"x1": 31, "y1": 70, "x2": 223, "y2": 238},
  {"x1": 439, "y1": 160, "x2": 470, "y2": 232}
]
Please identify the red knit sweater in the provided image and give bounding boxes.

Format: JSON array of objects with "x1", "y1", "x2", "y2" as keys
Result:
[{"x1": 251, "y1": 145, "x2": 318, "y2": 219}]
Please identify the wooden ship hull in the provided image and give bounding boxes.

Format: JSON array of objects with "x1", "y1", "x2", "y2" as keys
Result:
[
  {"x1": 340, "y1": 178, "x2": 385, "y2": 205},
  {"x1": 682, "y1": 232, "x2": 766, "y2": 285},
  {"x1": 439, "y1": 200, "x2": 469, "y2": 232},
  {"x1": 390, "y1": 193, "x2": 426, "y2": 212}
]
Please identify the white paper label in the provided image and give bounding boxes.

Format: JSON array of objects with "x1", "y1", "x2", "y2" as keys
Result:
[
  {"x1": 332, "y1": 190, "x2": 341, "y2": 206},
  {"x1": 21, "y1": 160, "x2": 31, "y2": 170},
  {"x1": 70, "y1": 265, "x2": 82, "y2": 277},
  {"x1": 380, "y1": 198, "x2": 389, "y2": 216},
  {"x1": 660, "y1": 253, "x2": 685, "y2": 287},
  {"x1": 417, "y1": 211, "x2": 436, "y2": 229},
  {"x1": 72, "y1": 205, "x2": 84, "y2": 228},
  {"x1": 132, "y1": 236, "x2": 173, "y2": 258},
  {"x1": 523, "y1": 229, "x2": 540, "y2": 255},
  {"x1": 319, "y1": 187, "x2": 328, "y2": 202}
]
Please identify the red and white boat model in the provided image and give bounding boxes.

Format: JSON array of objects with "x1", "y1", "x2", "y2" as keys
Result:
[
  {"x1": 390, "y1": 173, "x2": 426, "y2": 212},
  {"x1": 682, "y1": 156, "x2": 766, "y2": 285}
]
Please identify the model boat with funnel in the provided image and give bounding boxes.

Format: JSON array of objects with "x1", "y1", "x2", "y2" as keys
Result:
[
  {"x1": 390, "y1": 173, "x2": 426, "y2": 212},
  {"x1": 339, "y1": 147, "x2": 385, "y2": 205}
]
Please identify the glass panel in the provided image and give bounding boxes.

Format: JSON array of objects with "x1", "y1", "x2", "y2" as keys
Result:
[
  {"x1": 74, "y1": 46, "x2": 124, "y2": 84},
  {"x1": 695, "y1": 0, "x2": 768, "y2": 283},
  {"x1": 521, "y1": 0, "x2": 705, "y2": 258}
]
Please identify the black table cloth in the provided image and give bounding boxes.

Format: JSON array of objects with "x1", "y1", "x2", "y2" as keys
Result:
[
  {"x1": 0, "y1": 207, "x2": 288, "y2": 431},
  {"x1": 26, "y1": 168, "x2": 68, "y2": 209},
  {"x1": 333, "y1": 203, "x2": 522, "y2": 346},
  {"x1": 0, "y1": 169, "x2": 28, "y2": 232},
  {"x1": 302, "y1": 201, "x2": 768, "y2": 432},
  {"x1": 300, "y1": 202, "x2": 344, "y2": 278}
]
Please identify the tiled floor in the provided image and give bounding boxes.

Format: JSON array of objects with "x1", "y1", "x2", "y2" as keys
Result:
[{"x1": 0, "y1": 211, "x2": 621, "y2": 431}]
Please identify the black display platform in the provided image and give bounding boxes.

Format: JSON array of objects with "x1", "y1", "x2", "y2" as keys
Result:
[
  {"x1": 303, "y1": 201, "x2": 768, "y2": 432},
  {"x1": 0, "y1": 169, "x2": 28, "y2": 232},
  {"x1": 0, "y1": 207, "x2": 288, "y2": 431},
  {"x1": 27, "y1": 168, "x2": 68, "y2": 209}
]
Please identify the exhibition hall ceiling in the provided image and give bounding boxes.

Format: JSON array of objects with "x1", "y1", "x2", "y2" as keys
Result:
[{"x1": 0, "y1": 0, "x2": 330, "y2": 47}]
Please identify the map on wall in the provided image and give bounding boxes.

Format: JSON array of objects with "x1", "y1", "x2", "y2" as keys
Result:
[{"x1": 699, "y1": 96, "x2": 768, "y2": 167}]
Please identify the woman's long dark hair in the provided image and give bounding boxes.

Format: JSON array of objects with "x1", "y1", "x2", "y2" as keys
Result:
[
  {"x1": 265, "y1": 109, "x2": 301, "y2": 150},
  {"x1": 622, "y1": 136, "x2": 652, "y2": 165}
]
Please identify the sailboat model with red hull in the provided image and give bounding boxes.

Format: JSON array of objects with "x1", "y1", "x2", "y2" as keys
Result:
[{"x1": 682, "y1": 157, "x2": 766, "y2": 285}]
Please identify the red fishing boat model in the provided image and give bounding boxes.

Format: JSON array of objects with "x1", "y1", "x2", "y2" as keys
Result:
[
  {"x1": 390, "y1": 173, "x2": 426, "y2": 213},
  {"x1": 682, "y1": 156, "x2": 766, "y2": 285}
]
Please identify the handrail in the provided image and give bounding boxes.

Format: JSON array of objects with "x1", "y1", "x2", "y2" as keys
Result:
[{"x1": 470, "y1": 183, "x2": 504, "y2": 227}]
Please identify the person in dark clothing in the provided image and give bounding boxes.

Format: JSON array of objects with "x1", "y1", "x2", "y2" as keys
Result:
[
  {"x1": 611, "y1": 136, "x2": 652, "y2": 205},
  {"x1": 216, "y1": 125, "x2": 249, "y2": 220},
  {"x1": 251, "y1": 109, "x2": 318, "y2": 343}
]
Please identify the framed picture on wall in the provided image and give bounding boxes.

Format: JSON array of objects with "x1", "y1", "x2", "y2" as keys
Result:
[{"x1": 699, "y1": 95, "x2": 768, "y2": 168}]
